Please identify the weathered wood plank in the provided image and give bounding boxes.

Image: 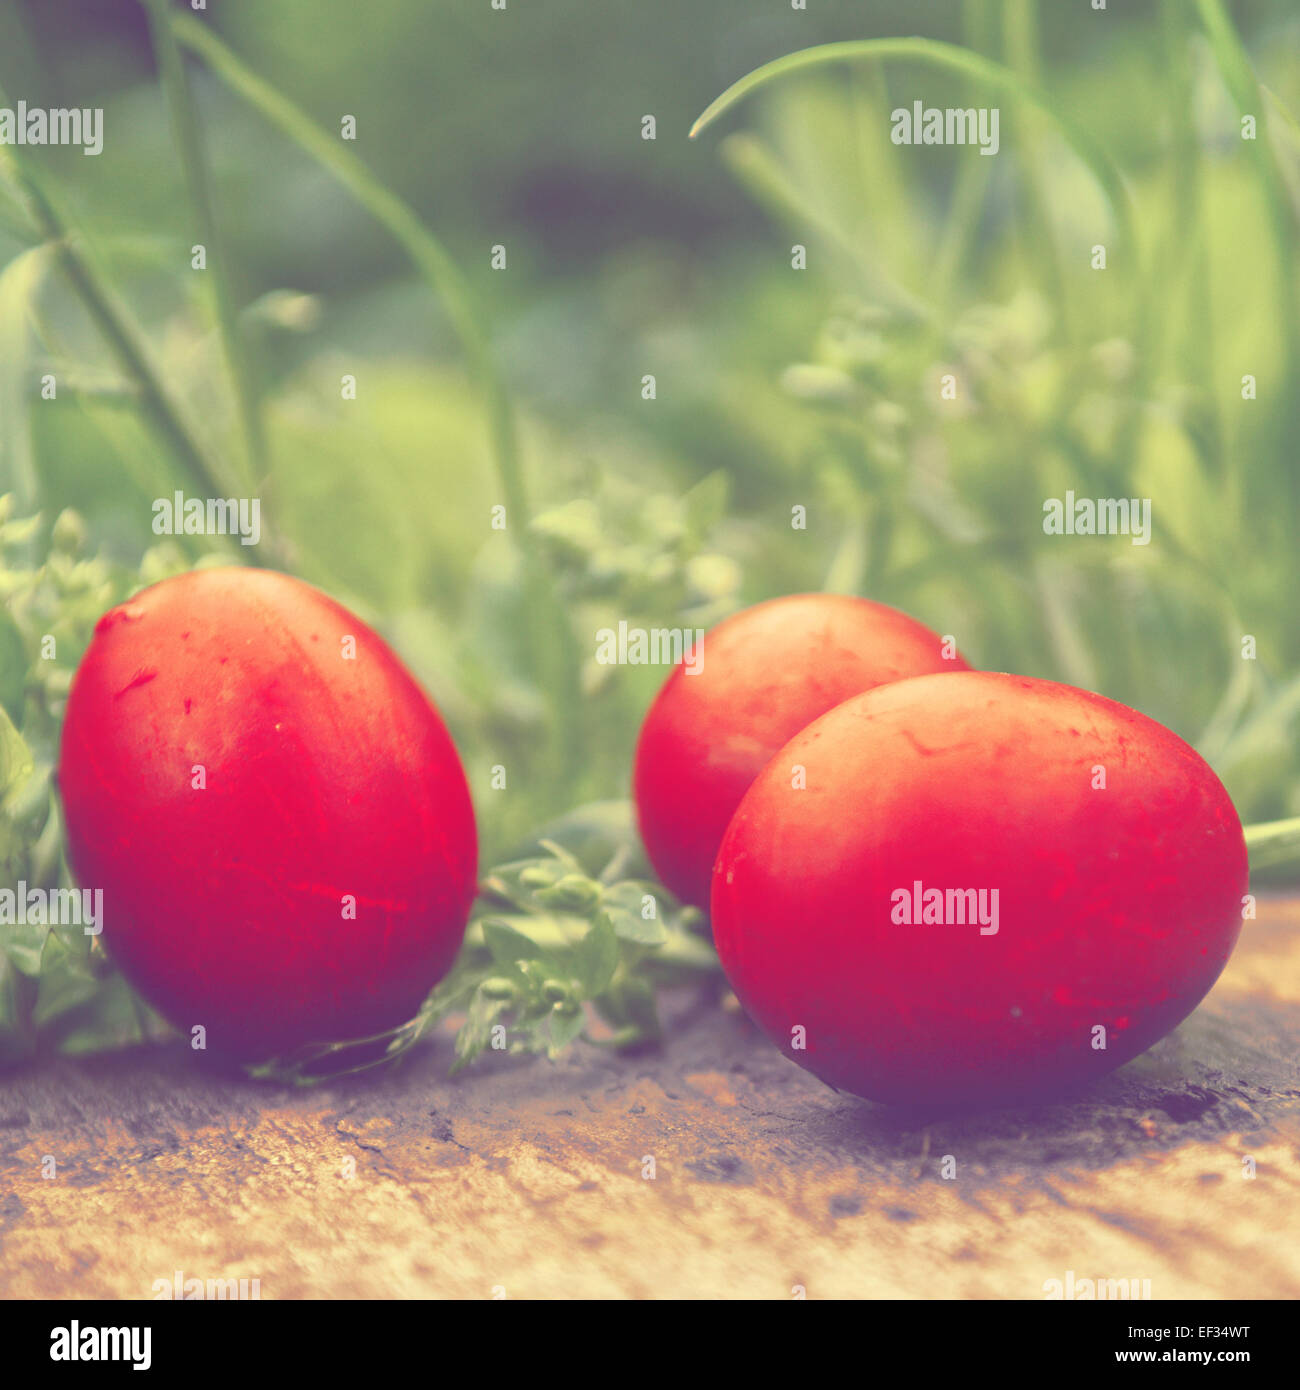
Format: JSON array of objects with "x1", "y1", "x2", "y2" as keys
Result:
[{"x1": 1, "y1": 899, "x2": 1297, "y2": 1299}]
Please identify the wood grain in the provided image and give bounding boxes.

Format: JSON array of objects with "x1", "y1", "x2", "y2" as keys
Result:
[{"x1": 1, "y1": 899, "x2": 1297, "y2": 1299}]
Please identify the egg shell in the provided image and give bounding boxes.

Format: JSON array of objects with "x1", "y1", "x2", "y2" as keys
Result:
[
  {"x1": 635, "y1": 593, "x2": 967, "y2": 907},
  {"x1": 59, "y1": 568, "x2": 477, "y2": 1059},
  {"x1": 711, "y1": 671, "x2": 1248, "y2": 1108}
]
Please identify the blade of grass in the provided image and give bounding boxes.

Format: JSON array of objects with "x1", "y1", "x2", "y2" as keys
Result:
[
  {"x1": 690, "y1": 39, "x2": 1136, "y2": 251},
  {"x1": 143, "y1": 0, "x2": 264, "y2": 493},
  {"x1": 692, "y1": 37, "x2": 1152, "y2": 479},
  {"x1": 718, "y1": 132, "x2": 930, "y2": 319},
  {"x1": 1194, "y1": 1, "x2": 1297, "y2": 344},
  {"x1": 934, "y1": 2, "x2": 1003, "y2": 312},
  {"x1": 1244, "y1": 816, "x2": 1300, "y2": 873},
  {"x1": 820, "y1": 514, "x2": 867, "y2": 595},
  {"x1": 171, "y1": 13, "x2": 581, "y2": 786},
  {"x1": 170, "y1": 16, "x2": 510, "y2": 465},
  {"x1": 963, "y1": 0, "x2": 999, "y2": 52},
  {"x1": 1212, "y1": 668, "x2": 1300, "y2": 774},
  {"x1": 0, "y1": 180, "x2": 35, "y2": 241},
  {"x1": 1194, "y1": 0, "x2": 1299, "y2": 532},
  {"x1": 845, "y1": 63, "x2": 918, "y2": 288},
  {"x1": 0, "y1": 245, "x2": 50, "y2": 511},
  {"x1": 0, "y1": 127, "x2": 232, "y2": 510},
  {"x1": 32, "y1": 307, "x2": 209, "y2": 541},
  {"x1": 1033, "y1": 552, "x2": 1099, "y2": 693},
  {"x1": 1003, "y1": 0, "x2": 1069, "y2": 337},
  {"x1": 1195, "y1": 632, "x2": 1256, "y2": 765},
  {"x1": 1162, "y1": 0, "x2": 1223, "y2": 473}
]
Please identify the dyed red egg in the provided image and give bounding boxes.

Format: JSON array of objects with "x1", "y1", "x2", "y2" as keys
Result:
[
  {"x1": 634, "y1": 594, "x2": 966, "y2": 906},
  {"x1": 59, "y1": 568, "x2": 477, "y2": 1059},
  {"x1": 711, "y1": 672, "x2": 1247, "y2": 1108}
]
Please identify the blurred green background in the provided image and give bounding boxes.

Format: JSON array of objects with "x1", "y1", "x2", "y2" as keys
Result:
[{"x1": 2, "y1": 0, "x2": 1300, "y2": 861}]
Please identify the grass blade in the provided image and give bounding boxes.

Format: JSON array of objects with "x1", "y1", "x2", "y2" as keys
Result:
[
  {"x1": 690, "y1": 38, "x2": 1135, "y2": 251},
  {"x1": 1245, "y1": 816, "x2": 1300, "y2": 872},
  {"x1": 0, "y1": 126, "x2": 230, "y2": 508},
  {"x1": 719, "y1": 131, "x2": 930, "y2": 318},
  {"x1": 172, "y1": 13, "x2": 582, "y2": 785},
  {"x1": 1194, "y1": 0, "x2": 1298, "y2": 383},
  {"x1": 932, "y1": 2, "x2": 1000, "y2": 304},
  {"x1": 0, "y1": 245, "x2": 49, "y2": 510},
  {"x1": 692, "y1": 36, "x2": 1153, "y2": 500},
  {"x1": 143, "y1": 0, "x2": 265, "y2": 492}
]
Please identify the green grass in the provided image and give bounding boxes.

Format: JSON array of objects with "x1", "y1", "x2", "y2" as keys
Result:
[
  {"x1": 170, "y1": 10, "x2": 582, "y2": 787},
  {"x1": 2, "y1": 0, "x2": 1300, "y2": 1063}
]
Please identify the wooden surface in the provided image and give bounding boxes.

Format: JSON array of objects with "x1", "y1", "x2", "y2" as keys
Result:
[{"x1": 2, "y1": 898, "x2": 1298, "y2": 1300}]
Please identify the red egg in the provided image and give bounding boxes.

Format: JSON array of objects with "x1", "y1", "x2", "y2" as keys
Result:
[
  {"x1": 711, "y1": 672, "x2": 1248, "y2": 1108},
  {"x1": 634, "y1": 594, "x2": 966, "y2": 906},
  {"x1": 59, "y1": 568, "x2": 477, "y2": 1060}
]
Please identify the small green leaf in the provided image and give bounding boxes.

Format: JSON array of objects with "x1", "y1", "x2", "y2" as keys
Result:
[
  {"x1": 482, "y1": 917, "x2": 546, "y2": 966},
  {"x1": 0, "y1": 699, "x2": 34, "y2": 809},
  {"x1": 45, "y1": 972, "x2": 160, "y2": 1055},
  {"x1": 1, "y1": 921, "x2": 47, "y2": 975},
  {"x1": 601, "y1": 883, "x2": 670, "y2": 946},
  {"x1": 519, "y1": 862, "x2": 565, "y2": 888},
  {"x1": 601, "y1": 906, "x2": 668, "y2": 947},
  {"x1": 547, "y1": 1003, "x2": 587, "y2": 1054},
  {"x1": 681, "y1": 470, "x2": 730, "y2": 537},
  {"x1": 479, "y1": 975, "x2": 522, "y2": 1001},
  {"x1": 0, "y1": 514, "x2": 41, "y2": 547},
  {"x1": 574, "y1": 913, "x2": 620, "y2": 995},
  {"x1": 452, "y1": 988, "x2": 509, "y2": 1071},
  {"x1": 0, "y1": 606, "x2": 26, "y2": 723},
  {"x1": 533, "y1": 872, "x2": 601, "y2": 914},
  {"x1": 504, "y1": 800, "x2": 653, "y2": 881},
  {"x1": 33, "y1": 957, "x2": 104, "y2": 1027},
  {"x1": 39, "y1": 921, "x2": 97, "y2": 982},
  {"x1": 536, "y1": 838, "x2": 583, "y2": 873}
]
